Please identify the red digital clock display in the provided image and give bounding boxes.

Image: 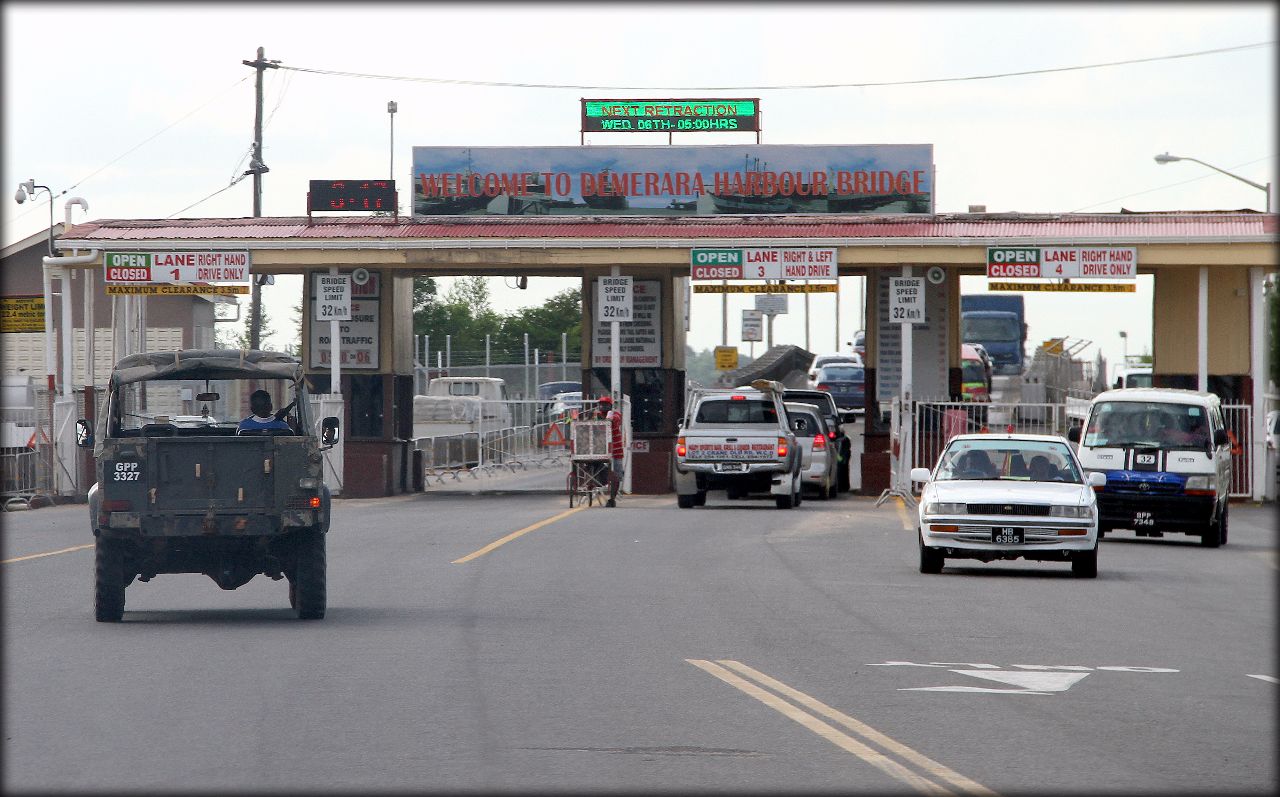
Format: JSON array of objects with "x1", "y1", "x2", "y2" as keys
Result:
[{"x1": 308, "y1": 180, "x2": 396, "y2": 212}]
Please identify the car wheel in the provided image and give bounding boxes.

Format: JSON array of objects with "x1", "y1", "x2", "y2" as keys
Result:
[
  {"x1": 838, "y1": 443, "x2": 852, "y2": 492},
  {"x1": 693, "y1": 490, "x2": 707, "y2": 507},
  {"x1": 94, "y1": 537, "x2": 126, "y2": 623},
  {"x1": 293, "y1": 529, "x2": 327, "y2": 620},
  {"x1": 1200, "y1": 505, "x2": 1223, "y2": 548},
  {"x1": 677, "y1": 493, "x2": 696, "y2": 509},
  {"x1": 918, "y1": 534, "x2": 944, "y2": 574},
  {"x1": 1220, "y1": 503, "x2": 1229, "y2": 544},
  {"x1": 1071, "y1": 545, "x2": 1099, "y2": 578}
]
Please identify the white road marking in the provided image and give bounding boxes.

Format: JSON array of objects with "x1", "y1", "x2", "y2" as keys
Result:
[
  {"x1": 901, "y1": 669, "x2": 1089, "y2": 694},
  {"x1": 1246, "y1": 674, "x2": 1278, "y2": 684}
]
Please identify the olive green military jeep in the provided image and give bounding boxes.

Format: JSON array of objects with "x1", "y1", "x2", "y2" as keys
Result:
[{"x1": 80, "y1": 350, "x2": 338, "y2": 621}]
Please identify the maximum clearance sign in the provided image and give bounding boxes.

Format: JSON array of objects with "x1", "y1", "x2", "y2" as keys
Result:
[
  {"x1": 987, "y1": 247, "x2": 1137, "y2": 279},
  {"x1": 691, "y1": 248, "x2": 837, "y2": 280}
]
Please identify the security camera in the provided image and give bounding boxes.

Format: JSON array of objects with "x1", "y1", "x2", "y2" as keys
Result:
[{"x1": 14, "y1": 187, "x2": 26, "y2": 204}]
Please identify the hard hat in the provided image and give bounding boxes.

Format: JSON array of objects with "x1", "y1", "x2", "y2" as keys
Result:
[{"x1": 597, "y1": 395, "x2": 613, "y2": 404}]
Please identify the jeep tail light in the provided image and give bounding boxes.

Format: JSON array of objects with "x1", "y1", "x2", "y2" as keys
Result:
[
  {"x1": 828, "y1": 431, "x2": 836, "y2": 439},
  {"x1": 813, "y1": 434, "x2": 826, "y2": 451},
  {"x1": 676, "y1": 437, "x2": 687, "y2": 457},
  {"x1": 102, "y1": 499, "x2": 132, "y2": 512},
  {"x1": 309, "y1": 496, "x2": 322, "y2": 509},
  {"x1": 776, "y1": 437, "x2": 788, "y2": 457},
  {"x1": 730, "y1": 394, "x2": 747, "y2": 401}
]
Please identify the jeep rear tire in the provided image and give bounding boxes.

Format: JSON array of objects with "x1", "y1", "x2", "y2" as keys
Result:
[
  {"x1": 1200, "y1": 505, "x2": 1224, "y2": 548},
  {"x1": 677, "y1": 493, "x2": 696, "y2": 509},
  {"x1": 293, "y1": 529, "x2": 327, "y2": 620},
  {"x1": 94, "y1": 538, "x2": 126, "y2": 622}
]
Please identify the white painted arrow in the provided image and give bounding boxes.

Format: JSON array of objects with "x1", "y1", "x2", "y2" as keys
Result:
[{"x1": 901, "y1": 669, "x2": 1091, "y2": 694}]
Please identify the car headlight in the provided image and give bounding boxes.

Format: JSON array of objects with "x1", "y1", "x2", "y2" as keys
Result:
[
  {"x1": 1185, "y1": 475, "x2": 1216, "y2": 491},
  {"x1": 1049, "y1": 505, "x2": 1092, "y2": 518},
  {"x1": 923, "y1": 502, "x2": 966, "y2": 516}
]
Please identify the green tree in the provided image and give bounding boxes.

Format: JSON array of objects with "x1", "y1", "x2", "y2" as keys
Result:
[
  {"x1": 216, "y1": 302, "x2": 276, "y2": 350},
  {"x1": 496, "y1": 288, "x2": 582, "y2": 357}
]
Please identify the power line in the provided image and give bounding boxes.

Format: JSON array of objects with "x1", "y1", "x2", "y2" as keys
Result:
[
  {"x1": 166, "y1": 173, "x2": 248, "y2": 218},
  {"x1": 1068, "y1": 155, "x2": 1275, "y2": 212},
  {"x1": 8, "y1": 74, "x2": 251, "y2": 228},
  {"x1": 276, "y1": 41, "x2": 1272, "y2": 91}
]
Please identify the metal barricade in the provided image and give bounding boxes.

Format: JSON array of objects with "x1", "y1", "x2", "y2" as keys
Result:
[{"x1": 1222, "y1": 403, "x2": 1252, "y2": 498}]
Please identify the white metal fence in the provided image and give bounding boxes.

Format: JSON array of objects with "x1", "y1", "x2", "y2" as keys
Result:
[{"x1": 412, "y1": 397, "x2": 631, "y2": 492}]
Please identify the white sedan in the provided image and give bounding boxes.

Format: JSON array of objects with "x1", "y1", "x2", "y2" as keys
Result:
[{"x1": 910, "y1": 434, "x2": 1106, "y2": 578}]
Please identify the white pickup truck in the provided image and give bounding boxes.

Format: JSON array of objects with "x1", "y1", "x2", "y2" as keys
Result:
[{"x1": 674, "y1": 380, "x2": 802, "y2": 509}]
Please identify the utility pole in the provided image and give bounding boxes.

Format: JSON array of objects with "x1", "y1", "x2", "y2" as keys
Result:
[{"x1": 243, "y1": 46, "x2": 277, "y2": 350}]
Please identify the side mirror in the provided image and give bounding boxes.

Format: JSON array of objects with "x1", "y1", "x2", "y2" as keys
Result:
[
  {"x1": 1067, "y1": 426, "x2": 1081, "y2": 443},
  {"x1": 76, "y1": 419, "x2": 94, "y2": 448},
  {"x1": 321, "y1": 416, "x2": 340, "y2": 446},
  {"x1": 1213, "y1": 428, "x2": 1228, "y2": 448},
  {"x1": 910, "y1": 467, "x2": 932, "y2": 483},
  {"x1": 1088, "y1": 471, "x2": 1107, "y2": 487},
  {"x1": 196, "y1": 392, "x2": 220, "y2": 402}
]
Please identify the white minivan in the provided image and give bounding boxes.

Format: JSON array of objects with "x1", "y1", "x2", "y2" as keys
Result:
[{"x1": 1068, "y1": 388, "x2": 1232, "y2": 547}]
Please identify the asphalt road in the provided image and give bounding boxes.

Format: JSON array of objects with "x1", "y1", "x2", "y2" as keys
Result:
[{"x1": 3, "y1": 488, "x2": 1275, "y2": 794}]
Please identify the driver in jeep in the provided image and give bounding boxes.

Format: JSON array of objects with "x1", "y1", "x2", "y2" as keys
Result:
[{"x1": 237, "y1": 389, "x2": 292, "y2": 434}]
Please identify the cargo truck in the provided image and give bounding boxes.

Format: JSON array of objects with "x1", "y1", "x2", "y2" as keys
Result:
[{"x1": 961, "y1": 294, "x2": 1027, "y2": 375}]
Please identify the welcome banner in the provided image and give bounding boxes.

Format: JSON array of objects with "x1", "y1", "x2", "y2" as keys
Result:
[{"x1": 411, "y1": 144, "x2": 933, "y2": 217}]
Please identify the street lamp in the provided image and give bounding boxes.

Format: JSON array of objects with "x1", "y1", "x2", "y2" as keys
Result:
[
  {"x1": 387, "y1": 101, "x2": 397, "y2": 181},
  {"x1": 13, "y1": 178, "x2": 55, "y2": 256},
  {"x1": 1154, "y1": 152, "x2": 1271, "y2": 212},
  {"x1": 1118, "y1": 330, "x2": 1127, "y2": 362}
]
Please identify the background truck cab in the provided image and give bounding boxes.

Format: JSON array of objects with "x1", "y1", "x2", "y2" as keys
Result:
[{"x1": 1069, "y1": 388, "x2": 1232, "y2": 547}]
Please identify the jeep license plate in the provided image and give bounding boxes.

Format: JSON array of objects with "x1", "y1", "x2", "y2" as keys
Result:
[
  {"x1": 715, "y1": 462, "x2": 747, "y2": 473},
  {"x1": 992, "y1": 527, "x2": 1024, "y2": 544}
]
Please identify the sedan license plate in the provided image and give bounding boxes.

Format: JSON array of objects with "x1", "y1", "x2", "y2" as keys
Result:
[
  {"x1": 992, "y1": 527, "x2": 1024, "y2": 544},
  {"x1": 715, "y1": 462, "x2": 747, "y2": 473}
]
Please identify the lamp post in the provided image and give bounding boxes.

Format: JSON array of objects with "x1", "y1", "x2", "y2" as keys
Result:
[
  {"x1": 387, "y1": 101, "x2": 397, "y2": 181},
  {"x1": 1154, "y1": 152, "x2": 1271, "y2": 212},
  {"x1": 13, "y1": 179, "x2": 55, "y2": 256}
]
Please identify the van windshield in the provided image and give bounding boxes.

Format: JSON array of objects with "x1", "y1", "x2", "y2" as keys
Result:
[{"x1": 1084, "y1": 401, "x2": 1210, "y2": 450}]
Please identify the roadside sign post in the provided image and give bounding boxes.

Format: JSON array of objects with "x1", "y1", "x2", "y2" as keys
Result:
[
  {"x1": 314, "y1": 269, "x2": 352, "y2": 393},
  {"x1": 742, "y1": 309, "x2": 763, "y2": 359},
  {"x1": 877, "y1": 268, "x2": 926, "y2": 508},
  {"x1": 599, "y1": 271, "x2": 633, "y2": 401}
]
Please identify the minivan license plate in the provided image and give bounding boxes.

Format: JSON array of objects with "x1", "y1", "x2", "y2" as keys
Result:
[
  {"x1": 715, "y1": 462, "x2": 747, "y2": 472},
  {"x1": 992, "y1": 527, "x2": 1024, "y2": 544}
]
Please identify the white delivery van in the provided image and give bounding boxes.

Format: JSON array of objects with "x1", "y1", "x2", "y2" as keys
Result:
[{"x1": 1068, "y1": 388, "x2": 1232, "y2": 547}]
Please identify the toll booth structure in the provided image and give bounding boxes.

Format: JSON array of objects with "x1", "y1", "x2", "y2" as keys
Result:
[{"x1": 55, "y1": 212, "x2": 1277, "y2": 498}]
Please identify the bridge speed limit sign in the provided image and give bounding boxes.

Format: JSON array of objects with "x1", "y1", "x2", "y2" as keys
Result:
[
  {"x1": 890, "y1": 277, "x2": 925, "y2": 324},
  {"x1": 597, "y1": 276, "x2": 633, "y2": 322},
  {"x1": 314, "y1": 274, "x2": 352, "y2": 321}
]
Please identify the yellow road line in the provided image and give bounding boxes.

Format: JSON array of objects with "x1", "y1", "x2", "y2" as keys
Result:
[
  {"x1": 2, "y1": 543, "x2": 94, "y2": 564},
  {"x1": 895, "y1": 496, "x2": 914, "y2": 531},
  {"x1": 687, "y1": 659, "x2": 958, "y2": 796},
  {"x1": 720, "y1": 660, "x2": 997, "y2": 796},
  {"x1": 451, "y1": 504, "x2": 588, "y2": 564}
]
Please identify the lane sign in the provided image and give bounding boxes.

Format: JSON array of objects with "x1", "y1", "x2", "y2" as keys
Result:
[
  {"x1": 986, "y1": 247, "x2": 1137, "y2": 279},
  {"x1": 690, "y1": 247, "x2": 837, "y2": 280},
  {"x1": 315, "y1": 274, "x2": 352, "y2": 321},
  {"x1": 597, "y1": 276, "x2": 634, "y2": 322},
  {"x1": 889, "y1": 277, "x2": 925, "y2": 324},
  {"x1": 104, "y1": 251, "x2": 251, "y2": 284}
]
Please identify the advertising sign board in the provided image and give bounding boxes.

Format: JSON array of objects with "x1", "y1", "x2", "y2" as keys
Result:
[{"x1": 413, "y1": 145, "x2": 933, "y2": 217}]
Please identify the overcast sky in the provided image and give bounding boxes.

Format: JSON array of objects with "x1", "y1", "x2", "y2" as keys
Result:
[{"x1": 3, "y1": 2, "x2": 1274, "y2": 374}]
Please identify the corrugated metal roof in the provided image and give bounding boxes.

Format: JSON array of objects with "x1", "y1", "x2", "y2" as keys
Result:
[{"x1": 58, "y1": 212, "x2": 1277, "y2": 247}]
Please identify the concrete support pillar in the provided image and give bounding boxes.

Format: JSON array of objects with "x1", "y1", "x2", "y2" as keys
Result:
[
  {"x1": 1249, "y1": 267, "x2": 1267, "y2": 500},
  {"x1": 1197, "y1": 266, "x2": 1208, "y2": 392}
]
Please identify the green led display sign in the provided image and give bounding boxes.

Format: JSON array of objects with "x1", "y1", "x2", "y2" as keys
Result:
[{"x1": 581, "y1": 98, "x2": 760, "y2": 133}]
